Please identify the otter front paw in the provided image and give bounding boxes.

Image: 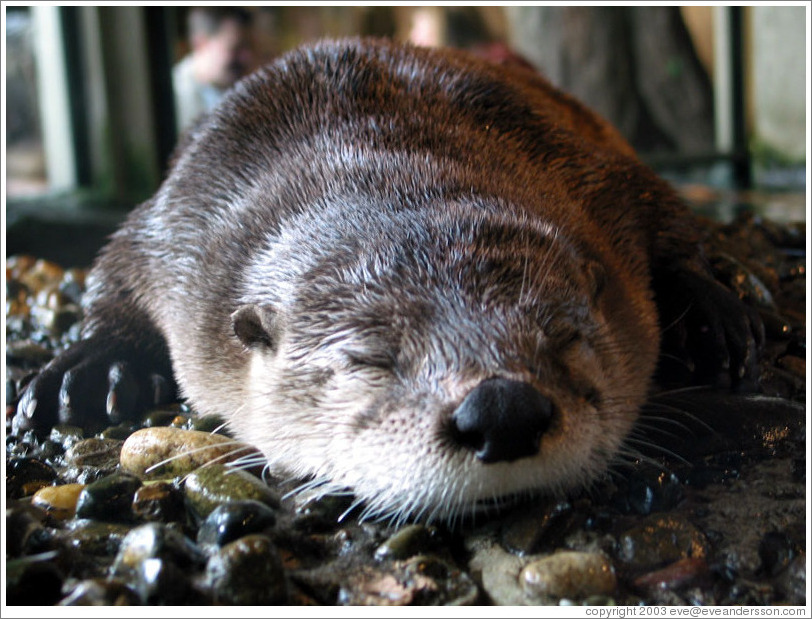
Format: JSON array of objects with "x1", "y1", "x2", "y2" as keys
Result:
[
  {"x1": 13, "y1": 338, "x2": 177, "y2": 436},
  {"x1": 655, "y1": 266, "x2": 765, "y2": 390}
]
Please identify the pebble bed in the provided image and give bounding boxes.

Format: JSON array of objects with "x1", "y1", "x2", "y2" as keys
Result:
[{"x1": 4, "y1": 212, "x2": 807, "y2": 606}]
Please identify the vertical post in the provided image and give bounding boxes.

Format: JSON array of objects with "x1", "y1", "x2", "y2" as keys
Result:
[
  {"x1": 144, "y1": 7, "x2": 178, "y2": 177},
  {"x1": 729, "y1": 6, "x2": 751, "y2": 188},
  {"x1": 713, "y1": 6, "x2": 751, "y2": 188},
  {"x1": 31, "y1": 5, "x2": 76, "y2": 192}
]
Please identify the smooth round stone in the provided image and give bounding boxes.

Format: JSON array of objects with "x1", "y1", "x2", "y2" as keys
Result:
[
  {"x1": 374, "y1": 524, "x2": 435, "y2": 561},
  {"x1": 143, "y1": 409, "x2": 181, "y2": 428},
  {"x1": 32, "y1": 483, "x2": 86, "y2": 520},
  {"x1": 62, "y1": 520, "x2": 134, "y2": 556},
  {"x1": 49, "y1": 424, "x2": 84, "y2": 449},
  {"x1": 58, "y1": 578, "x2": 141, "y2": 606},
  {"x1": 500, "y1": 501, "x2": 574, "y2": 555},
  {"x1": 99, "y1": 422, "x2": 140, "y2": 441},
  {"x1": 30, "y1": 304, "x2": 81, "y2": 335},
  {"x1": 5, "y1": 340, "x2": 54, "y2": 366},
  {"x1": 112, "y1": 523, "x2": 206, "y2": 578},
  {"x1": 6, "y1": 556, "x2": 64, "y2": 605},
  {"x1": 184, "y1": 463, "x2": 280, "y2": 520},
  {"x1": 633, "y1": 557, "x2": 710, "y2": 593},
  {"x1": 65, "y1": 438, "x2": 123, "y2": 470},
  {"x1": 616, "y1": 515, "x2": 709, "y2": 570},
  {"x1": 205, "y1": 534, "x2": 287, "y2": 605},
  {"x1": 6, "y1": 457, "x2": 57, "y2": 499},
  {"x1": 401, "y1": 555, "x2": 479, "y2": 605},
  {"x1": 5, "y1": 504, "x2": 48, "y2": 558},
  {"x1": 292, "y1": 491, "x2": 356, "y2": 532},
  {"x1": 135, "y1": 557, "x2": 194, "y2": 605},
  {"x1": 131, "y1": 482, "x2": 186, "y2": 523},
  {"x1": 120, "y1": 427, "x2": 258, "y2": 480},
  {"x1": 197, "y1": 500, "x2": 277, "y2": 547},
  {"x1": 520, "y1": 551, "x2": 617, "y2": 601},
  {"x1": 75, "y1": 473, "x2": 142, "y2": 521}
]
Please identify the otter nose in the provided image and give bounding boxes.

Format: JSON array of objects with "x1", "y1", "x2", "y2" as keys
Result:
[{"x1": 451, "y1": 377, "x2": 553, "y2": 463}]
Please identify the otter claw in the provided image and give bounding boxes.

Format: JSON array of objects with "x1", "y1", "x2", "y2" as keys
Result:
[
  {"x1": 656, "y1": 265, "x2": 764, "y2": 390},
  {"x1": 12, "y1": 338, "x2": 177, "y2": 436}
]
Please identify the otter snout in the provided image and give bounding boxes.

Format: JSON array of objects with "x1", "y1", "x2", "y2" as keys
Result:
[{"x1": 450, "y1": 378, "x2": 554, "y2": 463}]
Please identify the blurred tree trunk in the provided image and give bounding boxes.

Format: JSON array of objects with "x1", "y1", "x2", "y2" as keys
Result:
[{"x1": 505, "y1": 6, "x2": 714, "y2": 155}]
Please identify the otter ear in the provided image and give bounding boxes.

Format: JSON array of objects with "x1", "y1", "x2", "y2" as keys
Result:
[{"x1": 232, "y1": 304, "x2": 280, "y2": 351}]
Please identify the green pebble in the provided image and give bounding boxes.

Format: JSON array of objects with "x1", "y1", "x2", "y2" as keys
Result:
[
  {"x1": 99, "y1": 423, "x2": 139, "y2": 441},
  {"x1": 184, "y1": 463, "x2": 280, "y2": 520},
  {"x1": 616, "y1": 515, "x2": 709, "y2": 570},
  {"x1": 75, "y1": 473, "x2": 142, "y2": 521},
  {"x1": 65, "y1": 438, "x2": 123, "y2": 470},
  {"x1": 185, "y1": 414, "x2": 231, "y2": 435},
  {"x1": 143, "y1": 410, "x2": 180, "y2": 428},
  {"x1": 205, "y1": 534, "x2": 287, "y2": 605},
  {"x1": 374, "y1": 524, "x2": 435, "y2": 561},
  {"x1": 63, "y1": 520, "x2": 134, "y2": 556}
]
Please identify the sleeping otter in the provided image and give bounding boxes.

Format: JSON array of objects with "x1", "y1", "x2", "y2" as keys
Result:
[{"x1": 14, "y1": 39, "x2": 762, "y2": 522}]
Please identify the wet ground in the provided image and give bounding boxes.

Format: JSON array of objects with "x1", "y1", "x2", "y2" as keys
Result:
[{"x1": 3, "y1": 190, "x2": 808, "y2": 606}]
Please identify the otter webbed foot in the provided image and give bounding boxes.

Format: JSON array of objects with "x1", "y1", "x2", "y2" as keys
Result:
[
  {"x1": 13, "y1": 337, "x2": 177, "y2": 436},
  {"x1": 654, "y1": 264, "x2": 765, "y2": 391}
]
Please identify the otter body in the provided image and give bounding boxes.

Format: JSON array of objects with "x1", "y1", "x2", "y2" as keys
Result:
[{"x1": 16, "y1": 40, "x2": 760, "y2": 522}]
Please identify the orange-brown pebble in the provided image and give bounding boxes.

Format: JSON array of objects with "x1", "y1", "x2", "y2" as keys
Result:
[
  {"x1": 19, "y1": 258, "x2": 64, "y2": 292},
  {"x1": 32, "y1": 483, "x2": 86, "y2": 520}
]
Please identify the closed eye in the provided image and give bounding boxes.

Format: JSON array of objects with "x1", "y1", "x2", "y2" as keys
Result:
[{"x1": 344, "y1": 349, "x2": 396, "y2": 371}]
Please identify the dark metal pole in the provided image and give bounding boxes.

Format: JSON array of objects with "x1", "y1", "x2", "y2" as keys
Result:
[{"x1": 729, "y1": 6, "x2": 751, "y2": 189}]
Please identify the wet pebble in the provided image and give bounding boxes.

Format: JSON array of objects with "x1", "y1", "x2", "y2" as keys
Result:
[
  {"x1": 30, "y1": 303, "x2": 82, "y2": 335},
  {"x1": 616, "y1": 515, "x2": 709, "y2": 570},
  {"x1": 500, "y1": 501, "x2": 575, "y2": 555},
  {"x1": 64, "y1": 437, "x2": 123, "y2": 471},
  {"x1": 17, "y1": 257, "x2": 64, "y2": 291},
  {"x1": 6, "y1": 553, "x2": 65, "y2": 606},
  {"x1": 205, "y1": 534, "x2": 287, "y2": 605},
  {"x1": 62, "y1": 519, "x2": 134, "y2": 556},
  {"x1": 119, "y1": 427, "x2": 257, "y2": 480},
  {"x1": 5, "y1": 504, "x2": 48, "y2": 557},
  {"x1": 182, "y1": 414, "x2": 231, "y2": 434},
  {"x1": 6, "y1": 457, "x2": 57, "y2": 499},
  {"x1": 32, "y1": 483, "x2": 86, "y2": 520},
  {"x1": 59, "y1": 578, "x2": 141, "y2": 606},
  {"x1": 5, "y1": 340, "x2": 54, "y2": 367},
  {"x1": 99, "y1": 422, "x2": 140, "y2": 441},
  {"x1": 520, "y1": 551, "x2": 616, "y2": 601},
  {"x1": 197, "y1": 499, "x2": 277, "y2": 547},
  {"x1": 135, "y1": 557, "x2": 197, "y2": 605},
  {"x1": 184, "y1": 463, "x2": 279, "y2": 520},
  {"x1": 112, "y1": 522, "x2": 206, "y2": 578},
  {"x1": 49, "y1": 424, "x2": 84, "y2": 449},
  {"x1": 622, "y1": 470, "x2": 684, "y2": 515},
  {"x1": 374, "y1": 524, "x2": 436, "y2": 561},
  {"x1": 143, "y1": 409, "x2": 181, "y2": 428},
  {"x1": 401, "y1": 555, "x2": 479, "y2": 605},
  {"x1": 293, "y1": 491, "x2": 356, "y2": 532},
  {"x1": 75, "y1": 472, "x2": 142, "y2": 521},
  {"x1": 633, "y1": 557, "x2": 711, "y2": 593},
  {"x1": 131, "y1": 481, "x2": 187, "y2": 523},
  {"x1": 338, "y1": 555, "x2": 478, "y2": 606}
]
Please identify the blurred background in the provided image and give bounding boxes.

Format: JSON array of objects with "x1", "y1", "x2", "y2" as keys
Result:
[{"x1": 4, "y1": 5, "x2": 808, "y2": 266}]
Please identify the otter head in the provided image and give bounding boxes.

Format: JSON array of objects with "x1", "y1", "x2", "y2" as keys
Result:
[{"x1": 231, "y1": 198, "x2": 659, "y2": 523}]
